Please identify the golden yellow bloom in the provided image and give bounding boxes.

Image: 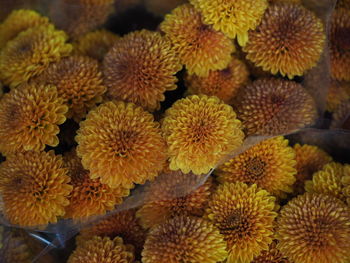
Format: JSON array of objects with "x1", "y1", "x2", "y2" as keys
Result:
[
  {"x1": 252, "y1": 240, "x2": 291, "y2": 263},
  {"x1": 216, "y1": 136, "x2": 296, "y2": 198},
  {"x1": 331, "y1": 100, "x2": 350, "y2": 129},
  {"x1": 185, "y1": 56, "x2": 249, "y2": 103},
  {"x1": 326, "y1": 80, "x2": 350, "y2": 112},
  {"x1": 244, "y1": 4, "x2": 325, "y2": 79},
  {"x1": 142, "y1": 215, "x2": 227, "y2": 263},
  {"x1": 73, "y1": 30, "x2": 119, "y2": 62},
  {"x1": 103, "y1": 30, "x2": 181, "y2": 112},
  {"x1": 145, "y1": 0, "x2": 187, "y2": 16},
  {"x1": 76, "y1": 101, "x2": 167, "y2": 188},
  {"x1": 63, "y1": 150, "x2": 129, "y2": 220},
  {"x1": 205, "y1": 182, "x2": 277, "y2": 263},
  {"x1": 0, "y1": 151, "x2": 72, "y2": 227},
  {"x1": 234, "y1": 78, "x2": 317, "y2": 136},
  {"x1": 0, "y1": 9, "x2": 49, "y2": 49},
  {"x1": 276, "y1": 193, "x2": 350, "y2": 263},
  {"x1": 68, "y1": 236, "x2": 135, "y2": 263},
  {"x1": 162, "y1": 95, "x2": 244, "y2": 175},
  {"x1": 0, "y1": 83, "x2": 68, "y2": 155},
  {"x1": 32, "y1": 55, "x2": 106, "y2": 121},
  {"x1": 160, "y1": 4, "x2": 234, "y2": 77}
]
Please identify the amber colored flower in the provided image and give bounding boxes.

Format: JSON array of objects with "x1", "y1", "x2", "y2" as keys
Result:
[
  {"x1": 76, "y1": 101, "x2": 167, "y2": 188},
  {"x1": 162, "y1": 95, "x2": 244, "y2": 175},
  {"x1": 216, "y1": 136, "x2": 296, "y2": 198},
  {"x1": 252, "y1": 240, "x2": 290, "y2": 263},
  {"x1": 77, "y1": 209, "x2": 146, "y2": 254},
  {"x1": 276, "y1": 193, "x2": 350, "y2": 263},
  {"x1": 0, "y1": 83, "x2": 68, "y2": 155},
  {"x1": 136, "y1": 170, "x2": 213, "y2": 229},
  {"x1": 63, "y1": 150, "x2": 129, "y2": 220},
  {"x1": 205, "y1": 182, "x2": 277, "y2": 263},
  {"x1": 73, "y1": 30, "x2": 119, "y2": 61},
  {"x1": 68, "y1": 236, "x2": 135, "y2": 263},
  {"x1": 326, "y1": 80, "x2": 350, "y2": 112},
  {"x1": 142, "y1": 215, "x2": 227, "y2": 263},
  {"x1": 233, "y1": 78, "x2": 317, "y2": 136},
  {"x1": 103, "y1": 30, "x2": 181, "y2": 111},
  {"x1": 0, "y1": 151, "x2": 72, "y2": 226},
  {"x1": 145, "y1": 0, "x2": 187, "y2": 16},
  {"x1": 330, "y1": 8, "x2": 350, "y2": 81},
  {"x1": 32, "y1": 55, "x2": 106, "y2": 121},
  {"x1": 0, "y1": 228, "x2": 32, "y2": 263},
  {"x1": 185, "y1": 56, "x2": 249, "y2": 103},
  {"x1": 160, "y1": 4, "x2": 234, "y2": 77},
  {"x1": 331, "y1": 100, "x2": 350, "y2": 129}
]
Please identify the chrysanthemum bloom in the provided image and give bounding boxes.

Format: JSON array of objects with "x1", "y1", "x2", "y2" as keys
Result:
[
  {"x1": 68, "y1": 236, "x2": 135, "y2": 263},
  {"x1": 32, "y1": 55, "x2": 106, "y2": 121},
  {"x1": 341, "y1": 165, "x2": 350, "y2": 205},
  {"x1": 326, "y1": 80, "x2": 350, "y2": 112},
  {"x1": 331, "y1": 100, "x2": 350, "y2": 129},
  {"x1": 76, "y1": 101, "x2": 167, "y2": 188},
  {"x1": 162, "y1": 95, "x2": 244, "y2": 175},
  {"x1": 292, "y1": 143, "x2": 332, "y2": 195},
  {"x1": 216, "y1": 136, "x2": 296, "y2": 198},
  {"x1": 63, "y1": 150, "x2": 129, "y2": 220},
  {"x1": 103, "y1": 30, "x2": 181, "y2": 112},
  {"x1": 73, "y1": 30, "x2": 119, "y2": 62},
  {"x1": 136, "y1": 170, "x2": 213, "y2": 229},
  {"x1": 243, "y1": 4, "x2": 325, "y2": 79},
  {"x1": 0, "y1": 24, "x2": 72, "y2": 87},
  {"x1": 233, "y1": 78, "x2": 317, "y2": 136},
  {"x1": 330, "y1": 8, "x2": 350, "y2": 81},
  {"x1": 0, "y1": 151, "x2": 72, "y2": 226},
  {"x1": 205, "y1": 182, "x2": 277, "y2": 263},
  {"x1": 185, "y1": 56, "x2": 249, "y2": 103},
  {"x1": 0, "y1": 84, "x2": 68, "y2": 155},
  {"x1": 276, "y1": 193, "x2": 350, "y2": 263},
  {"x1": 160, "y1": 4, "x2": 234, "y2": 77},
  {"x1": 0, "y1": 228, "x2": 32, "y2": 263},
  {"x1": 252, "y1": 240, "x2": 291, "y2": 263},
  {"x1": 77, "y1": 209, "x2": 146, "y2": 254},
  {"x1": 189, "y1": 0, "x2": 267, "y2": 46},
  {"x1": 142, "y1": 215, "x2": 227, "y2": 263},
  {"x1": 144, "y1": 0, "x2": 187, "y2": 16},
  {"x1": 0, "y1": 9, "x2": 49, "y2": 49}
]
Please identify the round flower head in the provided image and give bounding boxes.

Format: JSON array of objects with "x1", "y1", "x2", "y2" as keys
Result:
[
  {"x1": 0, "y1": 83, "x2": 68, "y2": 155},
  {"x1": 0, "y1": 151, "x2": 72, "y2": 226},
  {"x1": 162, "y1": 95, "x2": 244, "y2": 175},
  {"x1": 136, "y1": 170, "x2": 213, "y2": 229},
  {"x1": 63, "y1": 150, "x2": 130, "y2": 220},
  {"x1": 76, "y1": 101, "x2": 167, "y2": 188},
  {"x1": 185, "y1": 56, "x2": 249, "y2": 103},
  {"x1": 330, "y1": 8, "x2": 350, "y2": 81},
  {"x1": 73, "y1": 29, "x2": 119, "y2": 62},
  {"x1": 160, "y1": 4, "x2": 235, "y2": 77},
  {"x1": 341, "y1": 166, "x2": 350, "y2": 205},
  {"x1": 276, "y1": 193, "x2": 350, "y2": 263},
  {"x1": 0, "y1": 24, "x2": 72, "y2": 87},
  {"x1": 216, "y1": 136, "x2": 297, "y2": 198},
  {"x1": 32, "y1": 55, "x2": 106, "y2": 121},
  {"x1": 68, "y1": 236, "x2": 135, "y2": 263},
  {"x1": 142, "y1": 215, "x2": 227, "y2": 263},
  {"x1": 145, "y1": 0, "x2": 187, "y2": 16},
  {"x1": 205, "y1": 182, "x2": 277, "y2": 263},
  {"x1": 0, "y1": 9, "x2": 49, "y2": 49},
  {"x1": 234, "y1": 78, "x2": 317, "y2": 136},
  {"x1": 326, "y1": 80, "x2": 350, "y2": 112},
  {"x1": 252, "y1": 240, "x2": 291, "y2": 263},
  {"x1": 243, "y1": 4, "x2": 325, "y2": 79},
  {"x1": 189, "y1": 0, "x2": 268, "y2": 46},
  {"x1": 331, "y1": 99, "x2": 350, "y2": 129},
  {"x1": 103, "y1": 30, "x2": 181, "y2": 112}
]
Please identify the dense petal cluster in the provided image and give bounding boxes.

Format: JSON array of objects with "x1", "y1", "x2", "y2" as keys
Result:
[
  {"x1": 326, "y1": 80, "x2": 350, "y2": 112},
  {"x1": 331, "y1": 100, "x2": 350, "y2": 129},
  {"x1": 252, "y1": 240, "x2": 291, "y2": 263},
  {"x1": 342, "y1": 165, "x2": 350, "y2": 205}
]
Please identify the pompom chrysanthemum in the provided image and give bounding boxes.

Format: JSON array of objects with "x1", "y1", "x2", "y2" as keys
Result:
[
  {"x1": 205, "y1": 182, "x2": 277, "y2": 263},
  {"x1": 252, "y1": 240, "x2": 291, "y2": 263},
  {"x1": 243, "y1": 4, "x2": 325, "y2": 79},
  {"x1": 76, "y1": 101, "x2": 167, "y2": 188},
  {"x1": 185, "y1": 56, "x2": 249, "y2": 103},
  {"x1": 326, "y1": 80, "x2": 350, "y2": 112},
  {"x1": 331, "y1": 100, "x2": 350, "y2": 129},
  {"x1": 32, "y1": 55, "x2": 106, "y2": 121},
  {"x1": 68, "y1": 236, "x2": 135, "y2": 263},
  {"x1": 276, "y1": 193, "x2": 350, "y2": 263},
  {"x1": 160, "y1": 4, "x2": 234, "y2": 77},
  {"x1": 233, "y1": 78, "x2": 317, "y2": 135},
  {"x1": 144, "y1": 0, "x2": 187, "y2": 16},
  {"x1": 0, "y1": 83, "x2": 68, "y2": 155},
  {"x1": 0, "y1": 151, "x2": 72, "y2": 226},
  {"x1": 103, "y1": 30, "x2": 181, "y2": 112},
  {"x1": 142, "y1": 215, "x2": 227, "y2": 263},
  {"x1": 216, "y1": 136, "x2": 297, "y2": 198},
  {"x1": 189, "y1": 0, "x2": 268, "y2": 46},
  {"x1": 0, "y1": 24, "x2": 72, "y2": 87},
  {"x1": 161, "y1": 95, "x2": 244, "y2": 175}
]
